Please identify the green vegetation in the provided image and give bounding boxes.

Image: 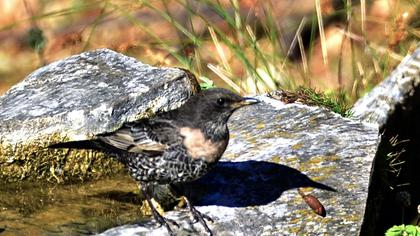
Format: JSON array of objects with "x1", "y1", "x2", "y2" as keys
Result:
[
  {"x1": 271, "y1": 87, "x2": 352, "y2": 117},
  {"x1": 199, "y1": 76, "x2": 216, "y2": 90},
  {"x1": 27, "y1": 27, "x2": 46, "y2": 53},
  {"x1": 386, "y1": 225, "x2": 420, "y2": 236},
  {"x1": 298, "y1": 87, "x2": 351, "y2": 117}
]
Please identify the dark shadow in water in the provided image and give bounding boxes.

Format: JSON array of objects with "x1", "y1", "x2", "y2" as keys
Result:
[
  {"x1": 173, "y1": 160, "x2": 336, "y2": 207},
  {"x1": 92, "y1": 191, "x2": 142, "y2": 205}
]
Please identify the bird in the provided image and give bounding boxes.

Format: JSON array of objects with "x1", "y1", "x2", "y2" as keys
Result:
[{"x1": 49, "y1": 88, "x2": 259, "y2": 236}]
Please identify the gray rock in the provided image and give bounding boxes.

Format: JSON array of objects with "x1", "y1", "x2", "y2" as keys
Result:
[
  {"x1": 0, "y1": 49, "x2": 199, "y2": 182},
  {"x1": 353, "y1": 46, "x2": 420, "y2": 235},
  {"x1": 99, "y1": 95, "x2": 379, "y2": 236}
]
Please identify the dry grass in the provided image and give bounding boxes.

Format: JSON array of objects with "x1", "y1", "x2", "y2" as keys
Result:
[{"x1": 0, "y1": 0, "x2": 418, "y2": 104}]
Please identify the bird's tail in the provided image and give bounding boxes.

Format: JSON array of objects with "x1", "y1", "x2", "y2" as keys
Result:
[{"x1": 49, "y1": 140, "x2": 103, "y2": 151}]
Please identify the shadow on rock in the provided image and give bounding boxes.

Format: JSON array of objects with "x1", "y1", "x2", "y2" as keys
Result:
[{"x1": 174, "y1": 160, "x2": 336, "y2": 207}]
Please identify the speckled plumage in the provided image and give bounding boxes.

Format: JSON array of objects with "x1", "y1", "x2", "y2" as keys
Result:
[{"x1": 49, "y1": 88, "x2": 259, "y2": 236}]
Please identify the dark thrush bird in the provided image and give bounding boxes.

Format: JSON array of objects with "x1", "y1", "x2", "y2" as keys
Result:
[{"x1": 49, "y1": 88, "x2": 259, "y2": 235}]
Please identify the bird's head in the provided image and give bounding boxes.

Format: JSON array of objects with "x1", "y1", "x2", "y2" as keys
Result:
[
  {"x1": 197, "y1": 88, "x2": 259, "y2": 116},
  {"x1": 181, "y1": 88, "x2": 259, "y2": 137}
]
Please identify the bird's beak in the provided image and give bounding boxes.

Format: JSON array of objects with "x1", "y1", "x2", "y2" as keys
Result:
[{"x1": 233, "y1": 97, "x2": 260, "y2": 108}]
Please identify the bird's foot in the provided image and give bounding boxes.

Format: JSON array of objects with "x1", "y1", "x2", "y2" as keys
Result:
[
  {"x1": 189, "y1": 205, "x2": 214, "y2": 224},
  {"x1": 141, "y1": 185, "x2": 180, "y2": 235},
  {"x1": 184, "y1": 197, "x2": 214, "y2": 236},
  {"x1": 149, "y1": 207, "x2": 179, "y2": 236}
]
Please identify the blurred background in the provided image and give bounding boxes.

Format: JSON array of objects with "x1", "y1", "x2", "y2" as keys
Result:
[{"x1": 0, "y1": 0, "x2": 418, "y2": 104}]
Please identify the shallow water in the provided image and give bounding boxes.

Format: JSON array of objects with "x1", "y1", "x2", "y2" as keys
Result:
[{"x1": 0, "y1": 175, "x2": 146, "y2": 235}]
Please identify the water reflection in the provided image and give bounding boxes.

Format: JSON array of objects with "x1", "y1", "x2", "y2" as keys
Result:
[{"x1": 0, "y1": 175, "x2": 144, "y2": 235}]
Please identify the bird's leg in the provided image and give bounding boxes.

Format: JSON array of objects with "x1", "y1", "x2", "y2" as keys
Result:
[
  {"x1": 183, "y1": 196, "x2": 214, "y2": 236},
  {"x1": 140, "y1": 184, "x2": 179, "y2": 235}
]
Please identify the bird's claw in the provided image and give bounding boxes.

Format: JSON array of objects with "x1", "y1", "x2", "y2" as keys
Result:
[
  {"x1": 190, "y1": 209, "x2": 214, "y2": 223},
  {"x1": 165, "y1": 217, "x2": 180, "y2": 228},
  {"x1": 187, "y1": 204, "x2": 213, "y2": 235},
  {"x1": 202, "y1": 213, "x2": 214, "y2": 223},
  {"x1": 149, "y1": 205, "x2": 179, "y2": 235}
]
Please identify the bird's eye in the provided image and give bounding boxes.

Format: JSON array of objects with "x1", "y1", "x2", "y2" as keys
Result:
[{"x1": 217, "y1": 98, "x2": 225, "y2": 106}]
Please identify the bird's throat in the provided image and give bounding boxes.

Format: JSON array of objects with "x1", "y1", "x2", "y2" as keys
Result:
[{"x1": 179, "y1": 124, "x2": 229, "y2": 163}]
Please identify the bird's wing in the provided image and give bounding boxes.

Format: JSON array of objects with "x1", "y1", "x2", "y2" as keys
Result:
[{"x1": 98, "y1": 119, "x2": 179, "y2": 153}]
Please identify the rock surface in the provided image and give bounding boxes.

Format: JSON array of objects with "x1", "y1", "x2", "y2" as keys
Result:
[
  {"x1": 353, "y1": 46, "x2": 420, "y2": 235},
  {"x1": 0, "y1": 49, "x2": 199, "y2": 182},
  {"x1": 100, "y1": 95, "x2": 379, "y2": 236}
]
